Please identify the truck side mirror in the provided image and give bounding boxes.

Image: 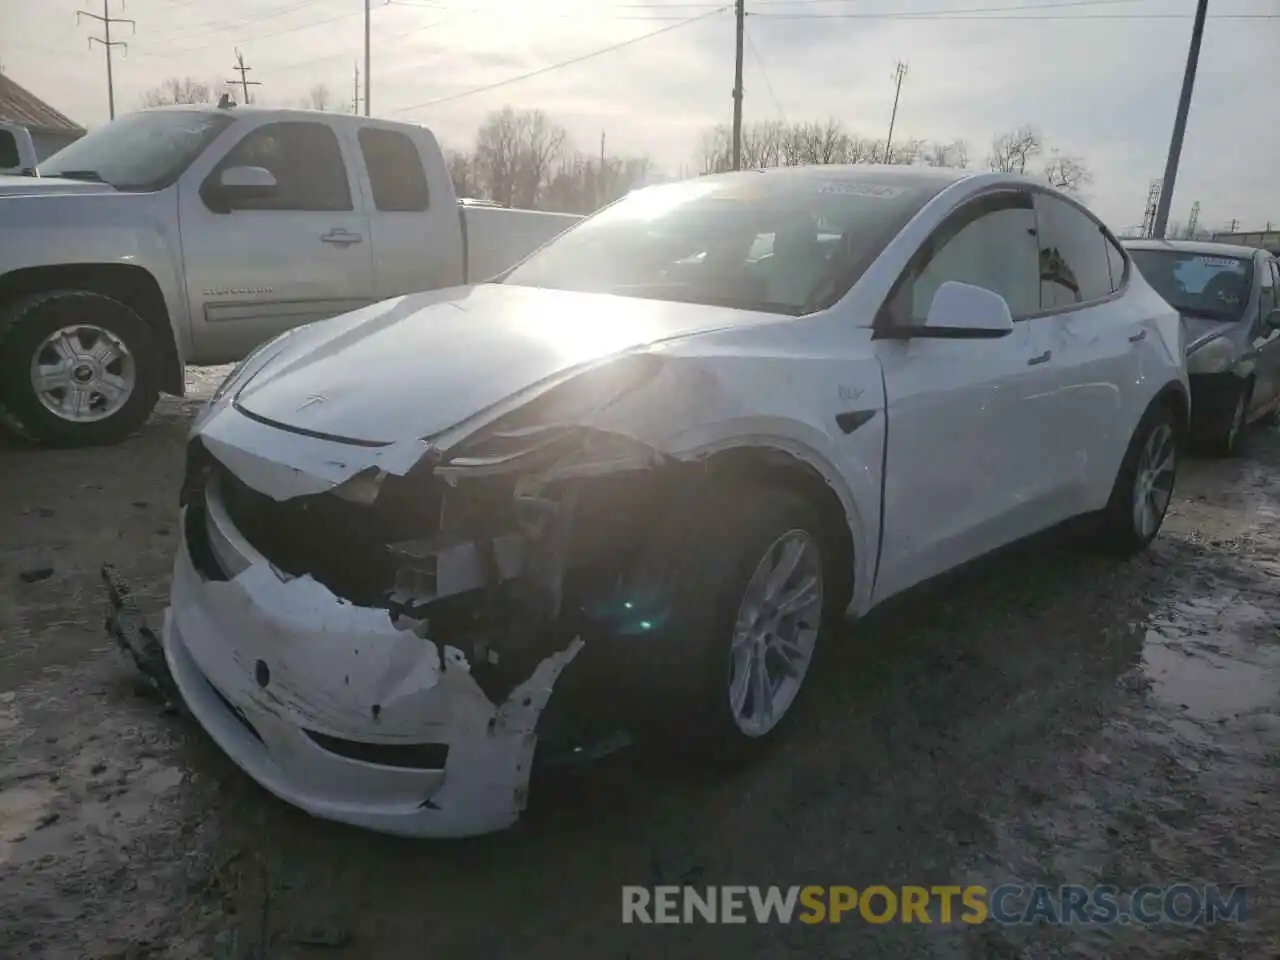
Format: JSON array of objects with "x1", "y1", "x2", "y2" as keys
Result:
[{"x1": 203, "y1": 165, "x2": 277, "y2": 213}]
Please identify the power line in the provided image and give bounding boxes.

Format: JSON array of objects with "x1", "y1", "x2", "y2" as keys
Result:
[
  {"x1": 389, "y1": 6, "x2": 728, "y2": 113},
  {"x1": 77, "y1": 0, "x2": 135, "y2": 120},
  {"x1": 744, "y1": 24, "x2": 785, "y2": 121}
]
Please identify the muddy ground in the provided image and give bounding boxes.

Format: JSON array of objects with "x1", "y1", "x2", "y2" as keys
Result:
[{"x1": 2, "y1": 369, "x2": 1277, "y2": 959}]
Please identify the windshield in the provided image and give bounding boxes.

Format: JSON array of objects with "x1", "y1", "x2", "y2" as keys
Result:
[
  {"x1": 38, "y1": 110, "x2": 235, "y2": 192},
  {"x1": 502, "y1": 173, "x2": 947, "y2": 314},
  {"x1": 1129, "y1": 249, "x2": 1255, "y2": 323}
]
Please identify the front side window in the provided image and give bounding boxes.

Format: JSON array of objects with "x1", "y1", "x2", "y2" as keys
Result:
[
  {"x1": 358, "y1": 127, "x2": 429, "y2": 212},
  {"x1": 1033, "y1": 194, "x2": 1115, "y2": 309},
  {"x1": 1128, "y1": 248, "x2": 1255, "y2": 323},
  {"x1": 214, "y1": 121, "x2": 352, "y2": 212},
  {"x1": 502, "y1": 172, "x2": 950, "y2": 315},
  {"x1": 888, "y1": 192, "x2": 1040, "y2": 324},
  {"x1": 38, "y1": 109, "x2": 234, "y2": 191}
]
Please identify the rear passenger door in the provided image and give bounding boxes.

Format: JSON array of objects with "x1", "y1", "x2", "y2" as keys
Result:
[
  {"x1": 1027, "y1": 192, "x2": 1147, "y2": 516},
  {"x1": 355, "y1": 124, "x2": 464, "y2": 299}
]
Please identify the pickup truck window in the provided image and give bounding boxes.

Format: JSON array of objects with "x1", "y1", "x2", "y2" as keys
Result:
[
  {"x1": 38, "y1": 109, "x2": 234, "y2": 191},
  {"x1": 214, "y1": 121, "x2": 352, "y2": 212},
  {"x1": 502, "y1": 172, "x2": 944, "y2": 315},
  {"x1": 357, "y1": 127, "x2": 429, "y2": 212}
]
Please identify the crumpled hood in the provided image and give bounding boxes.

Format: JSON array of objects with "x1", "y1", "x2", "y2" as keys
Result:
[
  {"x1": 1181, "y1": 313, "x2": 1239, "y2": 353},
  {"x1": 233, "y1": 284, "x2": 782, "y2": 445},
  {"x1": 0, "y1": 175, "x2": 118, "y2": 198}
]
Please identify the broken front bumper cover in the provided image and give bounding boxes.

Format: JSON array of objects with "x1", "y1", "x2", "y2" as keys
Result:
[{"x1": 107, "y1": 478, "x2": 583, "y2": 839}]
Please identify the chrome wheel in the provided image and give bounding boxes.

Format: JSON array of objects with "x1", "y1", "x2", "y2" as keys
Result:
[
  {"x1": 29, "y1": 324, "x2": 136, "y2": 424},
  {"x1": 1132, "y1": 422, "x2": 1176, "y2": 540},
  {"x1": 728, "y1": 529, "x2": 824, "y2": 738}
]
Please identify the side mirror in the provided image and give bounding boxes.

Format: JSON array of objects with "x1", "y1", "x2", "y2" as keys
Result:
[
  {"x1": 913, "y1": 281, "x2": 1016, "y2": 339},
  {"x1": 204, "y1": 165, "x2": 277, "y2": 212}
]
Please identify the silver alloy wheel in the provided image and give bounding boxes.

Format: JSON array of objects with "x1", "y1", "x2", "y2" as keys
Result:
[
  {"x1": 1132, "y1": 421, "x2": 1177, "y2": 540},
  {"x1": 29, "y1": 324, "x2": 137, "y2": 424},
  {"x1": 728, "y1": 529, "x2": 824, "y2": 738}
]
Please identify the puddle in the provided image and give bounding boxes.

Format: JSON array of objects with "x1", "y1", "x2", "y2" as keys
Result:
[{"x1": 1142, "y1": 634, "x2": 1278, "y2": 721}]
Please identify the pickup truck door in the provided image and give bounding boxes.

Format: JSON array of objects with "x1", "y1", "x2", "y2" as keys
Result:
[
  {"x1": 870, "y1": 189, "x2": 1052, "y2": 603},
  {"x1": 352, "y1": 123, "x2": 464, "y2": 298},
  {"x1": 177, "y1": 117, "x2": 374, "y2": 365}
]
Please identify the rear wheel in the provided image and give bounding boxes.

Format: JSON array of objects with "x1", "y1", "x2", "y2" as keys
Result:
[
  {"x1": 1091, "y1": 404, "x2": 1179, "y2": 558},
  {"x1": 0, "y1": 290, "x2": 160, "y2": 447}
]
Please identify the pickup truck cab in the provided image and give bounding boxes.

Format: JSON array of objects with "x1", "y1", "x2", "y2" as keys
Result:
[
  {"x1": 0, "y1": 105, "x2": 581, "y2": 447},
  {"x1": 0, "y1": 121, "x2": 38, "y2": 176}
]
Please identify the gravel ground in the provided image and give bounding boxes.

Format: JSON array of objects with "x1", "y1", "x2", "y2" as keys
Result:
[{"x1": 1, "y1": 368, "x2": 1277, "y2": 959}]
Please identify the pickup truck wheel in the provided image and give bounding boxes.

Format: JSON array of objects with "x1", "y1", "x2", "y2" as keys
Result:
[
  {"x1": 613, "y1": 482, "x2": 833, "y2": 762},
  {"x1": 1090, "y1": 404, "x2": 1179, "y2": 558},
  {"x1": 0, "y1": 291, "x2": 159, "y2": 447}
]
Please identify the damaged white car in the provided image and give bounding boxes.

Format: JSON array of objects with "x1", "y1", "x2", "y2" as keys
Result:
[{"x1": 125, "y1": 166, "x2": 1189, "y2": 838}]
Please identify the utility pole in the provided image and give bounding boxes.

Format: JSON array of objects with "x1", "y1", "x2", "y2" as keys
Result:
[
  {"x1": 228, "y1": 48, "x2": 261, "y2": 104},
  {"x1": 352, "y1": 61, "x2": 361, "y2": 114},
  {"x1": 598, "y1": 130, "x2": 607, "y2": 207},
  {"x1": 364, "y1": 0, "x2": 371, "y2": 116},
  {"x1": 731, "y1": 0, "x2": 745, "y2": 170},
  {"x1": 1186, "y1": 200, "x2": 1200, "y2": 239},
  {"x1": 77, "y1": 0, "x2": 134, "y2": 120},
  {"x1": 883, "y1": 60, "x2": 909, "y2": 164},
  {"x1": 1228, "y1": 217, "x2": 1239, "y2": 232},
  {"x1": 1152, "y1": 0, "x2": 1208, "y2": 239}
]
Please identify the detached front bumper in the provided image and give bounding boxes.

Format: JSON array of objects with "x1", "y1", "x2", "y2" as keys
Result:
[{"x1": 158, "y1": 475, "x2": 581, "y2": 839}]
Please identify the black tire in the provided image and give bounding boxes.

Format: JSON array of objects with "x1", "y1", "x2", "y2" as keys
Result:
[
  {"x1": 1090, "y1": 403, "x2": 1180, "y2": 558},
  {"x1": 0, "y1": 290, "x2": 160, "y2": 448},
  {"x1": 1211, "y1": 378, "x2": 1250, "y2": 458},
  {"x1": 603, "y1": 480, "x2": 839, "y2": 762}
]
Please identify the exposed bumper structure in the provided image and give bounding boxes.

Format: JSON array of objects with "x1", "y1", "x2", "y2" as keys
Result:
[{"x1": 162, "y1": 475, "x2": 582, "y2": 839}]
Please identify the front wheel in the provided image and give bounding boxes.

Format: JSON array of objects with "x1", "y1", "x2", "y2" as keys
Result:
[
  {"x1": 612, "y1": 482, "x2": 836, "y2": 761},
  {"x1": 0, "y1": 290, "x2": 160, "y2": 447},
  {"x1": 1090, "y1": 405, "x2": 1179, "y2": 558}
]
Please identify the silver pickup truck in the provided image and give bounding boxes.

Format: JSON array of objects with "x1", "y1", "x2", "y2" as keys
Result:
[{"x1": 0, "y1": 104, "x2": 582, "y2": 447}]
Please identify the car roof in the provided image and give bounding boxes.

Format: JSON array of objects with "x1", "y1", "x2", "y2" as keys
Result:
[
  {"x1": 688, "y1": 163, "x2": 976, "y2": 191},
  {"x1": 1123, "y1": 237, "x2": 1263, "y2": 259}
]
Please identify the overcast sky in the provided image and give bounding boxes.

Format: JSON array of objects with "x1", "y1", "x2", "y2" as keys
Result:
[{"x1": 3, "y1": 0, "x2": 1276, "y2": 231}]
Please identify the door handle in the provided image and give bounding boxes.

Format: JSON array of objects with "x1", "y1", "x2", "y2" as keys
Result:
[
  {"x1": 1129, "y1": 329, "x2": 1147, "y2": 343},
  {"x1": 320, "y1": 228, "x2": 363, "y2": 246},
  {"x1": 1027, "y1": 350, "x2": 1052, "y2": 366}
]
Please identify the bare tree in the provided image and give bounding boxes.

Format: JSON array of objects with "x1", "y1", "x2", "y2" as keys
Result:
[
  {"x1": 445, "y1": 148, "x2": 478, "y2": 199},
  {"x1": 1042, "y1": 149, "x2": 1093, "y2": 195},
  {"x1": 922, "y1": 139, "x2": 969, "y2": 168},
  {"x1": 141, "y1": 77, "x2": 220, "y2": 107},
  {"x1": 514, "y1": 109, "x2": 568, "y2": 209},
  {"x1": 987, "y1": 124, "x2": 1042, "y2": 174},
  {"x1": 475, "y1": 107, "x2": 525, "y2": 207},
  {"x1": 697, "y1": 124, "x2": 733, "y2": 174},
  {"x1": 303, "y1": 83, "x2": 332, "y2": 112}
]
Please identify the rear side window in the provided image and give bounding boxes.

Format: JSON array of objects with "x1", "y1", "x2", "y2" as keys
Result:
[
  {"x1": 0, "y1": 130, "x2": 19, "y2": 168},
  {"x1": 358, "y1": 127, "x2": 429, "y2": 212},
  {"x1": 217, "y1": 121, "x2": 352, "y2": 212},
  {"x1": 1033, "y1": 194, "x2": 1114, "y2": 309}
]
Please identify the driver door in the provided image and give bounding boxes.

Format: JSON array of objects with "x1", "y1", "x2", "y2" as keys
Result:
[
  {"x1": 871, "y1": 189, "x2": 1054, "y2": 603},
  {"x1": 178, "y1": 118, "x2": 374, "y2": 364}
]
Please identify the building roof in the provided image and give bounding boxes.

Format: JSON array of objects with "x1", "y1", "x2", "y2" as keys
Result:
[{"x1": 0, "y1": 73, "x2": 84, "y2": 135}]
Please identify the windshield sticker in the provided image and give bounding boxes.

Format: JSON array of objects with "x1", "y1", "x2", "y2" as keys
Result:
[
  {"x1": 1194, "y1": 256, "x2": 1240, "y2": 268},
  {"x1": 817, "y1": 182, "x2": 905, "y2": 199}
]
